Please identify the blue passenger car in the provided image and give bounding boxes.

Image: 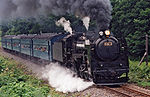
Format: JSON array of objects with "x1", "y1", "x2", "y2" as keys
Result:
[{"x1": 1, "y1": 33, "x2": 68, "y2": 61}]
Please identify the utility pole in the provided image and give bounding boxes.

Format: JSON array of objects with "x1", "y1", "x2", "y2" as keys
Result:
[
  {"x1": 146, "y1": 34, "x2": 148, "y2": 65},
  {"x1": 138, "y1": 34, "x2": 149, "y2": 65}
]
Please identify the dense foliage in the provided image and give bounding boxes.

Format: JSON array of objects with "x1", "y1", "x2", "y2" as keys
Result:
[
  {"x1": 0, "y1": 16, "x2": 64, "y2": 36},
  {"x1": 0, "y1": 56, "x2": 50, "y2": 97},
  {"x1": 110, "y1": 0, "x2": 150, "y2": 58},
  {"x1": 129, "y1": 61, "x2": 150, "y2": 87},
  {"x1": 0, "y1": 14, "x2": 96, "y2": 36}
]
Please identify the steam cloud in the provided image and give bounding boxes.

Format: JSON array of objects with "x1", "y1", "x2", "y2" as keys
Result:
[
  {"x1": 82, "y1": 16, "x2": 90, "y2": 31},
  {"x1": 42, "y1": 63, "x2": 93, "y2": 93},
  {"x1": 0, "y1": 0, "x2": 112, "y2": 31},
  {"x1": 56, "y1": 17, "x2": 73, "y2": 34}
]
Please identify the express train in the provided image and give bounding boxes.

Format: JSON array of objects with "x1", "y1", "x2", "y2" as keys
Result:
[{"x1": 1, "y1": 30, "x2": 129, "y2": 85}]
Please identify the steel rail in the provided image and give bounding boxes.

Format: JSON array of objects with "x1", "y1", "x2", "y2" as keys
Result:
[
  {"x1": 103, "y1": 86, "x2": 131, "y2": 97},
  {"x1": 104, "y1": 85, "x2": 150, "y2": 97},
  {"x1": 121, "y1": 85, "x2": 150, "y2": 97}
]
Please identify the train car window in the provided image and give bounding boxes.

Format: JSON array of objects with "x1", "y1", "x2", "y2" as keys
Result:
[
  {"x1": 33, "y1": 39, "x2": 49, "y2": 60},
  {"x1": 21, "y1": 39, "x2": 31, "y2": 55},
  {"x1": 12, "y1": 39, "x2": 20, "y2": 52}
]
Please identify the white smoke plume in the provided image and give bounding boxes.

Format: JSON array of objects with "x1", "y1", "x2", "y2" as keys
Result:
[
  {"x1": 56, "y1": 17, "x2": 73, "y2": 34},
  {"x1": 82, "y1": 16, "x2": 90, "y2": 31},
  {"x1": 0, "y1": 0, "x2": 112, "y2": 31},
  {"x1": 42, "y1": 63, "x2": 94, "y2": 93}
]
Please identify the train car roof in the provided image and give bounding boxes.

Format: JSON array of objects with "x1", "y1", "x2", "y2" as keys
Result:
[
  {"x1": 3, "y1": 33, "x2": 65, "y2": 40},
  {"x1": 33, "y1": 33, "x2": 59, "y2": 39},
  {"x1": 3, "y1": 35, "x2": 16, "y2": 39}
]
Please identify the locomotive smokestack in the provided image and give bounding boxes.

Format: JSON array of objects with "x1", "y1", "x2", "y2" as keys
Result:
[{"x1": 0, "y1": 0, "x2": 112, "y2": 31}]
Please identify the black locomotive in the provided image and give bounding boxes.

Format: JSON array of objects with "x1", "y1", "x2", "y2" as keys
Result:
[{"x1": 1, "y1": 30, "x2": 129, "y2": 85}]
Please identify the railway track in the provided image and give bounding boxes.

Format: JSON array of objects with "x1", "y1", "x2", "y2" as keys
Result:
[{"x1": 104, "y1": 85, "x2": 150, "y2": 97}]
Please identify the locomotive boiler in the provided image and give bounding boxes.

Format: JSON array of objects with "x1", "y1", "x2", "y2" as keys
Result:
[{"x1": 1, "y1": 30, "x2": 129, "y2": 85}]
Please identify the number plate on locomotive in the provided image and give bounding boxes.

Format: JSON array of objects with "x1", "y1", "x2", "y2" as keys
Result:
[{"x1": 104, "y1": 42, "x2": 112, "y2": 46}]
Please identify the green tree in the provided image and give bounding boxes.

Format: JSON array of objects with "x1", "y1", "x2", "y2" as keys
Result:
[
  {"x1": 0, "y1": 23, "x2": 9, "y2": 36},
  {"x1": 4, "y1": 18, "x2": 36, "y2": 35},
  {"x1": 110, "y1": 0, "x2": 150, "y2": 59}
]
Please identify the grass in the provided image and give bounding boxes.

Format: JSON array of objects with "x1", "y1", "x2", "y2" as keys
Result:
[
  {"x1": 129, "y1": 60, "x2": 150, "y2": 87},
  {"x1": 0, "y1": 56, "x2": 50, "y2": 97}
]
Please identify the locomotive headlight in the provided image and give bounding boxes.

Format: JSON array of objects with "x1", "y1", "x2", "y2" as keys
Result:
[
  {"x1": 99, "y1": 31, "x2": 104, "y2": 36},
  {"x1": 105, "y1": 30, "x2": 111, "y2": 36}
]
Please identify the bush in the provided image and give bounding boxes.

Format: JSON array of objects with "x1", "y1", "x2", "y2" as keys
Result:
[
  {"x1": 0, "y1": 56, "x2": 50, "y2": 97},
  {"x1": 129, "y1": 61, "x2": 150, "y2": 86}
]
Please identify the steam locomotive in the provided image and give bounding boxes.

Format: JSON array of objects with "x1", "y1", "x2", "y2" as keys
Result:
[{"x1": 1, "y1": 30, "x2": 129, "y2": 85}]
